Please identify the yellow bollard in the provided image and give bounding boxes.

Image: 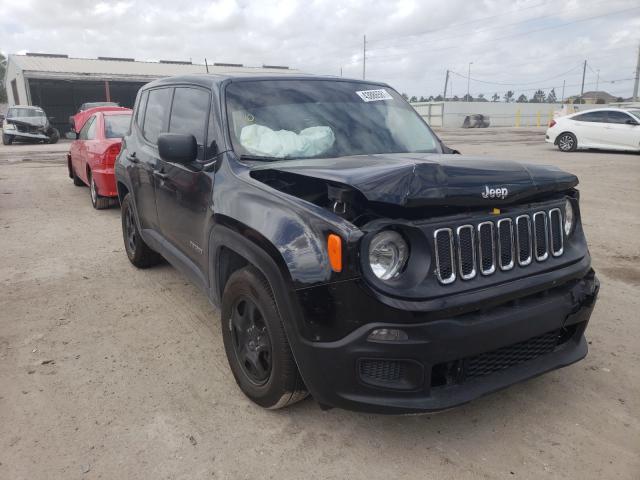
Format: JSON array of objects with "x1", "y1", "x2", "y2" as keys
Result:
[
  {"x1": 515, "y1": 109, "x2": 521, "y2": 127},
  {"x1": 536, "y1": 111, "x2": 541, "y2": 127}
]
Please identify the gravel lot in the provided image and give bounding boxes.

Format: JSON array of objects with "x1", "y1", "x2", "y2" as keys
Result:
[{"x1": 1, "y1": 129, "x2": 638, "y2": 479}]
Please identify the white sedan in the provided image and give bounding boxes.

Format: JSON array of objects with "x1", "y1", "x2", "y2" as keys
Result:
[{"x1": 545, "y1": 108, "x2": 640, "y2": 152}]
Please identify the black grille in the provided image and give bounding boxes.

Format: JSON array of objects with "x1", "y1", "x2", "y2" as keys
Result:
[
  {"x1": 466, "y1": 330, "x2": 560, "y2": 379},
  {"x1": 457, "y1": 225, "x2": 475, "y2": 279},
  {"x1": 434, "y1": 229, "x2": 455, "y2": 283},
  {"x1": 533, "y1": 212, "x2": 549, "y2": 261},
  {"x1": 497, "y1": 219, "x2": 514, "y2": 270},
  {"x1": 358, "y1": 359, "x2": 423, "y2": 390},
  {"x1": 516, "y1": 215, "x2": 532, "y2": 266},
  {"x1": 549, "y1": 209, "x2": 563, "y2": 256}
]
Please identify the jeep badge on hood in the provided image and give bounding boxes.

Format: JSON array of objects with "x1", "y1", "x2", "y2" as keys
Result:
[{"x1": 482, "y1": 185, "x2": 509, "y2": 199}]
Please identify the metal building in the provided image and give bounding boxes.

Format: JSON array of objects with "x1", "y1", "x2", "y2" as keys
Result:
[{"x1": 4, "y1": 53, "x2": 297, "y2": 133}]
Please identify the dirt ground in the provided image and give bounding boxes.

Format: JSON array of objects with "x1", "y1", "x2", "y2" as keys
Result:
[{"x1": 1, "y1": 129, "x2": 638, "y2": 480}]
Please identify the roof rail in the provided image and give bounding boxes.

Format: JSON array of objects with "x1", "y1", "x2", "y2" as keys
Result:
[
  {"x1": 26, "y1": 52, "x2": 69, "y2": 58},
  {"x1": 263, "y1": 65, "x2": 289, "y2": 70},
  {"x1": 159, "y1": 60, "x2": 192, "y2": 65},
  {"x1": 98, "y1": 56, "x2": 135, "y2": 62},
  {"x1": 213, "y1": 62, "x2": 244, "y2": 67}
]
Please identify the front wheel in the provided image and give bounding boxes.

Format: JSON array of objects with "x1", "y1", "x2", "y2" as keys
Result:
[
  {"x1": 221, "y1": 266, "x2": 308, "y2": 409},
  {"x1": 120, "y1": 193, "x2": 162, "y2": 268},
  {"x1": 48, "y1": 128, "x2": 60, "y2": 144},
  {"x1": 2, "y1": 133, "x2": 13, "y2": 145},
  {"x1": 557, "y1": 132, "x2": 577, "y2": 152}
]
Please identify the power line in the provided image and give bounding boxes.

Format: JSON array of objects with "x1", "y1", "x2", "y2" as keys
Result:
[
  {"x1": 365, "y1": 7, "x2": 640, "y2": 62},
  {"x1": 449, "y1": 63, "x2": 584, "y2": 87}
]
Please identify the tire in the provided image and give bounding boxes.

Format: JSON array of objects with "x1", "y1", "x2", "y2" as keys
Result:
[
  {"x1": 71, "y1": 163, "x2": 84, "y2": 186},
  {"x1": 221, "y1": 266, "x2": 308, "y2": 409},
  {"x1": 48, "y1": 128, "x2": 60, "y2": 144},
  {"x1": 2, "y1": 133, "x2": 13, "y2": 145},
  {"x1": 89, "y1": 172, "x2": 111, "y2": 210},
  {"x1": 557, "y1": 132, "x2": 577, "y2": 152},
  {"x1": 120, "y1": 193, "x2": 162, "y2": 268}
]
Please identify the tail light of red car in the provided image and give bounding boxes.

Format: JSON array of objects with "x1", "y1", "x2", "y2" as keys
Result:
[
  {"x1": 548, "y1": 119, "x2": 556, "y2": 128},
  {"x1": 104, "y1": 143, "x2": 122, "y2": 167}
]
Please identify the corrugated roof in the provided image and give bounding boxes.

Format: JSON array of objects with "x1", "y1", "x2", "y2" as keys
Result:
[{"x1": 9, "y1": 54, "x2": 300, "y2": 81}]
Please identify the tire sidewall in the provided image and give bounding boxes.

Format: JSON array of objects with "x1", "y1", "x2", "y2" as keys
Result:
[
  {"x1": 90, "y1": 174, "x2": 98, "y2": 208},
  {"x1": 221, "y1": 268, "x2": 294, "y2": 408},
  {"x1": 121, "y1": 195, "x2": 138, "y2": 262}
]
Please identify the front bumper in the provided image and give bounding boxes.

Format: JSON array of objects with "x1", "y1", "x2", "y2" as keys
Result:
[
  {"x1": 2, "y1": 128, "x2": 49, "y2": 141},
  {"x1": 293, "y1": 269, "x2": 598, "y2": 414}
]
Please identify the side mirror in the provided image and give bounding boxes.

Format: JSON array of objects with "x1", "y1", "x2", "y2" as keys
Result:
[
  {"x1": 158, "y1": 133, "x2": 198, "y2": 164},
  {"x1": 625, "y1": 119, "x2": 639, "y2": 126}
]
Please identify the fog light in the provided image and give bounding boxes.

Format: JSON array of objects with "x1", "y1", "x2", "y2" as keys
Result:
[{"x1": 367, "y1": 328, "x2": 408, "y2": 342}]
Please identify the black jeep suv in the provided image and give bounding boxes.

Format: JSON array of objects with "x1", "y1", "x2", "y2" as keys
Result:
[{"x1": 115, "y1": 75, "x2": 599, "y2": 414}]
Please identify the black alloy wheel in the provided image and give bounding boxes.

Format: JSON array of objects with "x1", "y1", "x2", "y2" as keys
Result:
[{"x1": 229, "y1": 297, "x2": 273, "y2": 385}]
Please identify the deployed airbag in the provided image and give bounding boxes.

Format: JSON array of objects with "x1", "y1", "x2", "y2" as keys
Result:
[{"x1": 240, "y1": 125, "x2": 335, "y2": 158}]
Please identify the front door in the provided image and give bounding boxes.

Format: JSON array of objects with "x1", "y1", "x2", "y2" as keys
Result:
[
  {"x1": 604, "y1": 111, "x2": 640, "y2": 150},
  {"x1": 155, "y1": 86, "x2": 214, "y2": 274}
]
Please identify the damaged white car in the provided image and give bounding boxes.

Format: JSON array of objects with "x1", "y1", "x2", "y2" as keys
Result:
[{"x1": 2, "y1": 106, "x2": 60, "y2": 145}]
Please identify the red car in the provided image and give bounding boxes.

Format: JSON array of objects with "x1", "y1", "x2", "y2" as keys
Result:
[
  {"x1": 67, "y1": 109, "x2": 132, "y2": 209},
  {"x1": 69, "y1": 104, "x2": 128, "y2": 133}
]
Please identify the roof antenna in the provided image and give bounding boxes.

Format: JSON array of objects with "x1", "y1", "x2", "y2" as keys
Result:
[{"x1": 205, "y1": 58, "x2": 209, "y2": 73}]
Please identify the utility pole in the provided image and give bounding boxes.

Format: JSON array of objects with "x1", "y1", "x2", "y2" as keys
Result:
[
  {"x1": 580, "y1": 59, "x2": 587, "y2": 98},
  {"x1": 595, "y1": 69, "x2": 600, "y2": 103},
  {"x1": 467, "y1": 62, "x2": 473, "y2": 101},
  {"x1": 561, "y1": 80, "x2": 566, "y2": 104},
  {"x1": 340, "y1": 66, "x2": 343, "y2": 77},
  {"x1": 362, "y1": 35, "x2": 366, "y2": 80},
  {"x1": 633, "y1": 42, "x2": 640, "y2": 101},
  {"x1": 443, "y1": 70, "x2": 449, "y2": 100}
]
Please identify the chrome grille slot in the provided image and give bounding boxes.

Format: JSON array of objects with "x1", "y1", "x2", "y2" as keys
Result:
[
  {"x1": 516, "y1": 215, "x2": 532, "y2": 266},
  {"x1": 477, "y1": 222, "x2": 496, "y2": 275},
  {"x1": 456, "y1": 225, "x2": 476, "y2": 280},
  {"x1": 434, "y1": 228, "x2": 455, "y2": 284},
  {"x1": 548, "y1": 208, "x2": 563, "y2": 256},
  {"x1": 433, "y1": 206, "x2": 566, "y2": 285},
  {"x1": 497, "y1": 218, "x2": 514, "y2": 271},
  {"x1": 533, "y1": 211, "x2": 549, "y2": 261}
]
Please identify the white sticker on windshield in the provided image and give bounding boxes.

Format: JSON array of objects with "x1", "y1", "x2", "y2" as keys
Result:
[{"x1": 356, "y1": 89, "x2": 393, "y2": 102}]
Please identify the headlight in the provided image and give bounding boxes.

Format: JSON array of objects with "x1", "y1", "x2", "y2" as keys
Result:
[
  {"x1": 3, "y1": 122, "x2": 15, "y2": 130},
  {"x1": 564, "y1": 199, "x2": 574, "y2": 235},
  {"x1": 368, "y1": 230, "x2": 408, "y2": 280}
]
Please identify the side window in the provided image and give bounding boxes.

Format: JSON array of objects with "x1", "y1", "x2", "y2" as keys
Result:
[
  {"x1": 607, "y1": 111, "x2": 633, "y2": 124},
  {"x1": 135, "y1": 90, "x2": 149, "y2": 130},
  {"x1": 169, "y1": 87, "x2": 211, "y2": 156},
  {"x1": 78, "y1": 116, "x2": 96, "y2": 140},
  {"x1": 87, "y1": 116, "x2": 97, "y2": 140},
  {"x1": 574, "y1": 111, "x2": 606, "y2": 123},
  {"x1": 143, "y1": 88, "x2": 173, "y2": 144}
]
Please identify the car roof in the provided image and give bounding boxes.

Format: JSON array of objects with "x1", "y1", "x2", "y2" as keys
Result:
[
  {"x1": 569, "y1": 107, "x2": 633, "y2": 116},
  {"x1": 142, "y1": 73, "x2": 390, "y2": 91},
  {"x1": 101, "y1": 109, "x2": 132, "y2": 116},
  {"x1": 10, "y1": 105, "x2": 43, "y2": 110}
]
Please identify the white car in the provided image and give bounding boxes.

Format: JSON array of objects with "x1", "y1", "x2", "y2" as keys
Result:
[{"x1": 545, "y1": 108, "x2": 640, "y2": 152}]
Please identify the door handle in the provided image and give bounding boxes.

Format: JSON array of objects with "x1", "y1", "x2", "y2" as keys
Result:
[
  {"x1": 126, "y1": 152, "x2": 139, "y2": 163},
  {"x1": 154, "y1": 170, "x2": 169, "y2": 180}
]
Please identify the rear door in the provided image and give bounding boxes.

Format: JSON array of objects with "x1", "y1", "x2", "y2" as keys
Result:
[
  {"x1": 155, "y1": 86, "x2": 214, "y2": 274},
  {"x1": 131, "y1": 87, "x2": 173, "y2": 232},
  {"x1": 70, "y1": 115, "x2": 97, "y2": 184},
  {"x1": 571, "y1": 110, "x2": 608, "y2": 147},
  {"x1": 604, "y1": 111, "x2": 640, "y2": 150}
]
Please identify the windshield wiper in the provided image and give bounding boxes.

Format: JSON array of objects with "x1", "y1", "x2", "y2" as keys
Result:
[{"x1": 239, "y1": 154, "x2": 286, "y2": 162}]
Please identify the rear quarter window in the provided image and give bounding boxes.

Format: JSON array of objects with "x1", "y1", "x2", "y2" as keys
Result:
[
  {"x1": 143, "y1": 88, "x2": 173, "y2": 144},
  {"x1": 573, "y1": 111, "x2": 607, "y2": 123}
]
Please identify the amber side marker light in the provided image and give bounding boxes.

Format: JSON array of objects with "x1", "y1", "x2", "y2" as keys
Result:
[{"x1": 327, "y1": 234, "x2": 342, "y2": 272}]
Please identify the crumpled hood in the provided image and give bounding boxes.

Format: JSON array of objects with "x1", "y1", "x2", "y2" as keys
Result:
[
  {"x1": 8, "y1": 117, "x2": 47, "y2": 129},
  {"x1": 251, "y1": 153, "x2": 578, "y2": 207}
]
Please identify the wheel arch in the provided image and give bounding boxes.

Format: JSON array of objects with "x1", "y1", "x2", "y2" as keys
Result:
[{"x1": 555, "y1": 130, "x2": 577, "y2": 145}]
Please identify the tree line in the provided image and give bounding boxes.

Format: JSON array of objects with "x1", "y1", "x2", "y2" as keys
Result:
[{"x1": 402, "y1": 88, "x2": 562, "y2": 104}]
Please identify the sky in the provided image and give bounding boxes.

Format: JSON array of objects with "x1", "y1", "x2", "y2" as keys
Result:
[{"x1": 1, "y1": 0, "x2": 639, "y2": 100}]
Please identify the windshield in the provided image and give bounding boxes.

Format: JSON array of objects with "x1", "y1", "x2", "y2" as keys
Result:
[
  {"x1": 8, "y1": 108, "x2": 45, "y2": 118},
  {"x1": 628, "y1": 110, "x2": 640, "y2": 121},
  {"x1": 104, "y1": 114, "x2": 131, "y2": 138},
  {"x1": 225, "y1": 79, "x2": 440, "y2": 160}
]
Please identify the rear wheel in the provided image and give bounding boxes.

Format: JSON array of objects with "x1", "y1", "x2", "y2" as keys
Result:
[
  {"x1": 121, "y1": 193, "x2": 162, "y2": 268},
  {"x1": 221, "y1": 266, "x2": 308, "y2": 409},
  {"x1": 89, "y1": 172, "x2": 111, "y2": 210},
  {"x1": 71, "y1": 163, "x2": 84, "y2": 186},
  {"x1": 557, "y1": 132, "x2": 577, "y2": 152},
  {"x1": 2, "y1": 134, "x2": 13, "y2": 145}
]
